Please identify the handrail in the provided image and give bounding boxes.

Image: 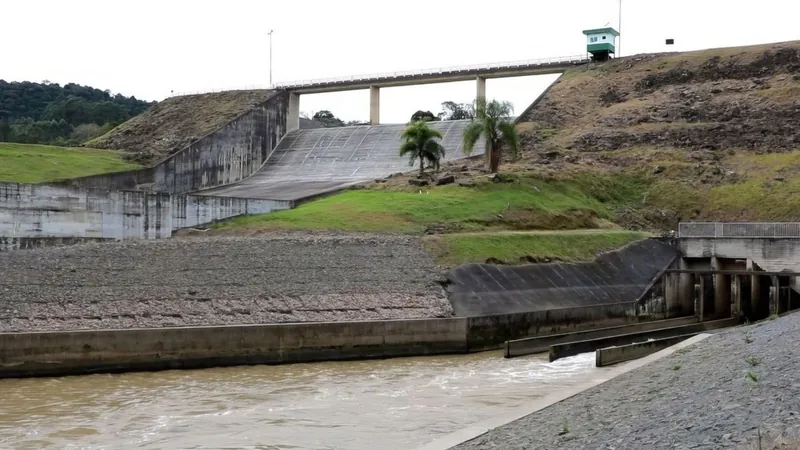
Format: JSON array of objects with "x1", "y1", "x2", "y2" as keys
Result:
[
  {"x1": 273, "y1": 54, "x2": 588, "y2": 88},
  {"x1": 678, "y1": 222, "x2": 800, "y2": 238}
]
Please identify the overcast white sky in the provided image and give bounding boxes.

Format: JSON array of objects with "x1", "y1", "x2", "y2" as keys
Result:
[{"x1": 3, "y1": 0, "x2": 798, "y2": 123}]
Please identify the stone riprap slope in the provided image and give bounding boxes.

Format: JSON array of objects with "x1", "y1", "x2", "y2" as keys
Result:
[
  {"x1": 0, "y1": 234, "x2": 452, "y2": 332},
  {"x1": 453, "y1": 313, "x2": 800, "y2": 450}
]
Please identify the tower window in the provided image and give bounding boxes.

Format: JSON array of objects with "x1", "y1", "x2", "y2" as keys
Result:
[{"x1": 602, "y1": 36, "x2": 607, "y2": 40}]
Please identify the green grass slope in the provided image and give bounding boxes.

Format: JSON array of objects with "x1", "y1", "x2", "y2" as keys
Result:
[{"x1": 0, "y1": 143, "x2": 140, "y2": 184}]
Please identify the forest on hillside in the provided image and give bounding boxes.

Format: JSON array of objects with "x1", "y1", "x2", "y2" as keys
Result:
[{"x1": 0, "y1": 80, "x2": 154, "y2": 146}]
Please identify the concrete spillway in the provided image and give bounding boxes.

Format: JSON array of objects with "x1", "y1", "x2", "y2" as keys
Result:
[{"x1": 199, "y1": 120, "x2": 483, "y2": 201}]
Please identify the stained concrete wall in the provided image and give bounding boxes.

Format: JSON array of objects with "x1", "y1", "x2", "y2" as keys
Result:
[
  {"x1": 447, "y1": 239, "x2": 679, "y2": 317},
  {"x1": 0, "y1": 182, "x2": 292, "y2": 242},
  {"x1": 0, "y1": 318, "x2": 469, "y2": 378},
  {"x1": 465, "y1": 301, "x2": 647, "y2": 351},
  {"x1": 679, "y1": 238, "x2": 800, "y2": 272},
  {"x1": 0, "y1": 299, "x2": 665, "y2": 378},
  {"x1": 0, "y1": 182, "x2": 172, "y2": 240},
  {"x1": 171, "y1": 195, "x2": 292, "y2": 230},
  {"x1": 153, "y1": 92, "x2": 289, "y2": 194}
]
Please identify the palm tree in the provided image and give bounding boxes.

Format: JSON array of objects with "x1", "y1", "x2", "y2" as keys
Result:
[
  {"x1": 399, "y1": 120, "x2": 446, "y2": 177},
  {"x1": 462, "y1": 98, "x2": 520, "y2": 174}
]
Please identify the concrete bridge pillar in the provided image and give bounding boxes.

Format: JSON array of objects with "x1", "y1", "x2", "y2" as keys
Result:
[
  {"x1": 771, "y1": 275, "x2": 780, "y2": 316},
  {"x1": 746, "y1": 259, "x2": 762, "y2": 318},
  {"x1": 288, "y1": 92, "x2": 300, "y2": 132},
  {"x1": 678, "y1": 259, "x2": 695, "y2": 315},
  {"x1": 711, "y1": 257, "x2": 731, "y2": 319},
  {"x1": 370, "y1": 86, "x2": 380, "y2": 125},
  {"x1": 476, "y1": 76, "x2": 486, "y2": 101},
  {"x1": 733, "y1": 274, "x2": 743, "y2": 319}
]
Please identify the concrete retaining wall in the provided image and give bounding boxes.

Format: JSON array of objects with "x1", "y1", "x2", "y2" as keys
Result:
[
  {"x1": 0, "y1": 182, "x2": 292, "y2": 242},
  {"x1": 0, "y1": 299, "x2": 669, "y2": 378},
  {"x1": 595, "y1": 333, "x2": 698, "y2": 367},
  {"x1": 505, "y1": 316, "x2": 698, "y2": 358},
  {"x1": 153, "y1": 92, "x2": 289, "y2": 194},
  {"x1": 171, "y1": 195, "x2": 292, "y2": 230},
  {"x1": 0, "y1": 318, "x2": 469, "y2": 378},
  {"x1": 549, "y1": 317, "x2": 738, "y2": 362},
  {"x1": 465, "y1": 302, "x2": 647, "y2": 351},
  {"x1": 57, "y1": 92, "x2": 289, "y2": 195},
  {"x1": 1, "y1": 182, "x2": 172, "y2": 240}
]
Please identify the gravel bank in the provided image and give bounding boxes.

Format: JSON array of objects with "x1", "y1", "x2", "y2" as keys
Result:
[
  {"x1": 453, "y1": 313, "x2": 800, "y2": 450},
  {"x1": 0, "y1": 234, "x2": 452, "y2": 332}
]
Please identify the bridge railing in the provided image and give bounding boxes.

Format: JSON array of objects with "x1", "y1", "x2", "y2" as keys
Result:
[
  {"x1": 678, "y1": 222, "x2": 800, "y2": 238},
  {"x1": 167, "y1": 54, "x2": 590, "y2": 98},
  {"x1": 272, "y1": 54, "x2": 589, "y2": 88}
]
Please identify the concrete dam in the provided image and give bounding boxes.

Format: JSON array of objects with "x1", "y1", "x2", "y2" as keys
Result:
[{"x1": 200, "y1": 120, "x2": 483, "y2": 201}]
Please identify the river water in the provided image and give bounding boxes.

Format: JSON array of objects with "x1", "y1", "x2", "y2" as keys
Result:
[{"x1": 0, "y1": 351, "x2": 608, "y2": 450}]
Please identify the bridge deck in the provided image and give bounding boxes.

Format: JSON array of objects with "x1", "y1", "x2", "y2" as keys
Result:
[
  {"x1": 278, "y1": 55, "x2": 589, "y2": 94},
  {"x1": 199, "y1": 120, "x2": 483, "y2": 201}
]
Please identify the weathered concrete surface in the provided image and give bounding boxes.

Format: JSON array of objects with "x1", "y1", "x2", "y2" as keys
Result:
[
  {"x1": 452, "y1": 313, "x2": 800, "y2": 450},
  {"x1": 61, "y1": 92, "x2": 288, "y2": 195},
  {"x1": 200, "y1": 120, "x2": 485, "y2": 201},
  {"x1": 0, "y1": 236, "x2": 110, "y2": 252},
  {"x1": 505, "y1": 316, "x2": 699, "y2": 358},
  {"x1": 679, "y1": 237, "x2": 800, "y2": 272},
  {"x1": 447, "y1": 239, "x2": 679, "y2": 317},
  {"x1": 595, "y1": 333, "x2": 697, "y2": 367},
  {"x1": 0, "y1": 317, "x2": 469, "y2": 379},
  {"x1": 549, "y1": 317, "x2": 737, "y2": 362},
  {"x1": 155, "y1": 92, "x2": 289, "y2": 194},
  {"x1": 465, "y1": 302, "x2": 646, "y2": 352},
  {"x1": 170, "y1": 195, "x2": 292, "y2": 230},
  {"x1": 1, "y1": 182, "x2": 291, "y2": 241},
  {"x1": 0, "y1": 234, "x2": 452, "y2": 332},
  {"x1": 1, "y1": 182, "x2": 172, "y2": 240}
]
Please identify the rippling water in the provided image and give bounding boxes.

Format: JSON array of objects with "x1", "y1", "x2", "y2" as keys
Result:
[{"x1": 0, "y1": 351, "x2": 607, "y2": 449}]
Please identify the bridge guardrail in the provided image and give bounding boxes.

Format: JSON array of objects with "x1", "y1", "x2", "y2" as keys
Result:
[
  {"x1": 168, "y1": 54, "x2": 590, "y2": 97},
  {"x1": 273, "y1": 54, "x2": 589, "y2": 88},
  {"x1": 678, "y1": 222, "x2": 800, "y2": 238}
]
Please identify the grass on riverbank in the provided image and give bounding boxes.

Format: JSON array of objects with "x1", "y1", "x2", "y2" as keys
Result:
[
  {"x1": 422, "y1": 230, "x2": 652, "y2": 266},
  {"x1": 0, "y1": 142, "x2": 139, "y2": 183},
  {"x1": 213, "y1": 173, "x2": 648, "y2": 234}
]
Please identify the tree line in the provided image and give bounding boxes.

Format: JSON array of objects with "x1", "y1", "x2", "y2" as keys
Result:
[{"x1": 0, "y1": 80, "x2": 154, "y2": 146}]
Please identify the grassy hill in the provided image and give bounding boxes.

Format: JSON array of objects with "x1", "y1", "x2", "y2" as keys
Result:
[
  {"x1": 0, "y1": 143, "x2": 139, "y2": 184},
  {"x1": 206, "y1": 40, "x2": 800, "y2": 264}
]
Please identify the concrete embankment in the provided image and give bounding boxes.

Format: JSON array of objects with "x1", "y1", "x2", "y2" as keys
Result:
[
  {"x1": 451, "y1": 312, "x2": 800, "y2": 450},
  {"x1": 0, "y1": 182, "x2": 292, "y2": 242},
  {"x1": 0, "y1": 301, "x2": 662, "y2": 379},
  {"x1": 446, "y1": 239, "x2": 678, "y2": 316}
]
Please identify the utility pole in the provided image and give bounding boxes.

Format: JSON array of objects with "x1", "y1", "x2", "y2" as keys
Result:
[
  {"x1": 268, "y1": 29, "x2": 274, "y2": 86},
  {"x1": 618, "y1": 0, "x2": 622, "y2": 57}
]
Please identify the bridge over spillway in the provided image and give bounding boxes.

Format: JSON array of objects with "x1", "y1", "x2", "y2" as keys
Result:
[
  {"x1": 199, "y1": 120, "x2": 482, "y2": 201},
  {"x1": 279, "y1": 54, "x2": 589, "y2": 128}
]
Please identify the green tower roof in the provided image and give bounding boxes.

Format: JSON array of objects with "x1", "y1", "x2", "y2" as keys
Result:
[{"x1": 582, "y1": 27, "x2": 620, "y2": 36}]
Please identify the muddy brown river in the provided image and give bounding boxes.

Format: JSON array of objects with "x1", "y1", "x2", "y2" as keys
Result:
[{"x1": 0, "y1": 351, "x2": 608, "y2": 449}]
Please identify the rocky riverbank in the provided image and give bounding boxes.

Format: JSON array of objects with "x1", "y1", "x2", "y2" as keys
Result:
[
  {"x1": 452, "y1": 312, "x2": 800, "y2": 450},
  {"x1": 0, "y1": 234, "x2": 452, "y2": 332}
]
